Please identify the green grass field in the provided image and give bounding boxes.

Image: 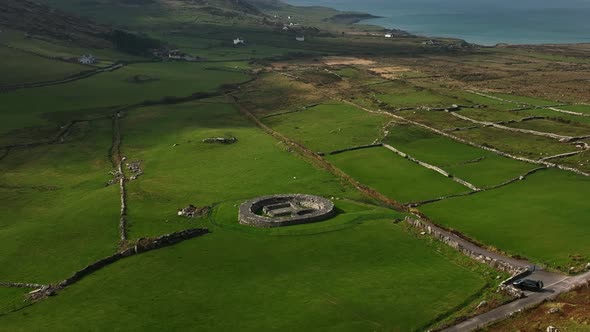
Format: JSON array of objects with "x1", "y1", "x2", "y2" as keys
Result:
[
  {"x1": 327, "y1": 147, "x2": 469, "y2": 203},
  {"x1": 0, "y1": 119, "x2": 119, "y2": 283},
  {"x1": 334, "y1": 67, "x2": 361, "y2": 78},
  {"x1": 384, "y1": 124, "x2": 537, "y2": 187},
  {"x1": 398, "y1": 110, "x2": 477, "y2": 131},
  {"x1": 0, "y1": 288, "x2": 30, "y2": 316},
  {"x1": 450, "y1": 92, "x2": 518, "y2": 111},
  {"x1": 0, "y1": 27, "x2": 144, "y2": 64},
  {"x1": 0, "y1": 46, "x2": 89, "y2": 86},
  {"x1": 0, "y1": 62, "x2": 250, "y2": 145},
  {"x1": 3, "y1": 2, "x2": 590, "y2": 328},
  {"x1": 456, "y1": 108, "x2": 525, "y2": 122},
  {"x1": 517, "y1": 108, "x2": 590, "y2": 125},
  {"x1": 421, "y1": 169, "x2": 590, "y2": 269},
  {"x1": 0, "y1": 218, "x2": 492, "y2": 331},
  {"x1": 264, "y1": 101, "x2": 389, "y2": 152},
  {"x1": 0, "y1": 95, "x2": 499, "y2": 332},
  {"x1": 120, "y1": 98, "x2": 370, "y2": 238},
  {"x1": 454, "y1": 127, "x2": 577, "y2": 159}
]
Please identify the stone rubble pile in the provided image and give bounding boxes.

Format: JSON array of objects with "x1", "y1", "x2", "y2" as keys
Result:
[
  {"x1": 106, "y1": 169, "x2": 123, "y2": 186},
  {"x1": 177, "y1": 204, "x2": 211, "y2": 218},
  {"x1": 126, "y1": 160, "x2": 143, "y2": 180},
  {"x1": 202, "y1": 136, "x2": 237, "y2": 144}
]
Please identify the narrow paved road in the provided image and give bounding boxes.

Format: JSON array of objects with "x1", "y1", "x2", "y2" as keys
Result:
[
  {"x1": 407, "y1": 217, "x2": 590, "y2": 331},
  {"x1": 443, "y1": 271, "x2": 590, "y2": 331}
]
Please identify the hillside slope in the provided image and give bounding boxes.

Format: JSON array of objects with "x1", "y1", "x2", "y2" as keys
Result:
[{"x1": 0, "y1": 0, "x2": 112, "y2": 48}]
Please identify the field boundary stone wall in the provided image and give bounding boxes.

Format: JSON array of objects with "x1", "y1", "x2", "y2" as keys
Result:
[
  {"x1": 25, "y1": 228, "x2": 209, "y2": 300},
  {"x1": 404, "y1": 216, "x2": 527, "y2": 275},
  {"x1": 341, "y1": 99, "x2": 590, "y2": 177},
  {"x1": 58, "y1": 228, "x2": 209, "y2": 288}
]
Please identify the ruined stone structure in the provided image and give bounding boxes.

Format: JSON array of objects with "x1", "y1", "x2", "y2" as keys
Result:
[
  {"x1": 239, "y1": 194, "x2": 335, "y2": 227},
  {"x1": 203, "y1": 136, "x2": 237, "y2": 144},
  {"x1": 177, "y1": 204, "x2": 210, "y2": 218}
]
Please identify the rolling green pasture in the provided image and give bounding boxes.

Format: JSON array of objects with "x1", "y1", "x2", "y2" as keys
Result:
[
  {"x1": 445, "y1": 155, "x2": 536, "y2": 188},
  {"x1": 398, "y1": 109, "x2": 477, "y2": 130},
  {"x1": 327, "y1": 147, "x2": 468, "y2": 203},
  {"x1": 0, "y1": 95, "x2": 498, "y2": 331},
  {"x1": 39, "y1": 0, "x2": 169, "y2": 27},
  {"x1": 181, "y1": 42, "x2": 314, "y2": 61},
  {"x1": 456, "y1": 108, "x2": 525, "y2": 122},
  {"x1": 263, "y1": 101, "x2": 389, "y2": 152},
  {"x1": 384, "y1": 125, "x2": 536, "y2": 187},
  {"x1": 0, "y1": 288, "x2": 29, "y2": 316},
  {"x1": 450, "y1": 92, "x2": 518, "y2": 111},
  {"x1": 0, "y1": 62, "x2": 249, "y2": 145},
  {"x1": 0, "y1": 29, "x2": 144, "y2": 63},
  {"x1": 517, "y1": 108, "x2": 590, "y2": 125},
  {"x1": 421, "y1": 169, "x2": 590, "y2": 269},
  {"x1": 454, "y1": 127, "x2": 576, "y2": 159},
  {"x1": 264, "y1": 102, "x2": 389, "y2": 152},
  {"x1": 159, "y1": 23, "x2": 427, "y2": 59},
  {"x1": 0, "y1": 119, "x2": 119, "y2": 283},
  {"x1": 334, "y1": 67, "x2": 360, "y2": 78},
  {"x1": 0, "y1": 287, "x2": 31, "y2": 317},
  {"x1": 121, "y1": 98, "x2": 366, "y2": 238},
  {"x1": 0, "y1": 218, "x2": 491, "y2": 331},
  {"x1": 0, "y1": 46, "x2": 88, "y2": 86}
]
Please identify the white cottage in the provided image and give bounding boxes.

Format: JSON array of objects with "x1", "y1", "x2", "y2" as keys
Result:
[{"x1": 233, "y1": 38, "x2": 245, "y2": 45}]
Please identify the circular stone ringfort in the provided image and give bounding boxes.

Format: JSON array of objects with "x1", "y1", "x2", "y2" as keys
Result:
[{"x1": 239, "y1": 194, "x2": 336, "y2": 228}]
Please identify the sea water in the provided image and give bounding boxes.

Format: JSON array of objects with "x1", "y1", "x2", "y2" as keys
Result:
[{"x1": 285, "y1": 0, "x2": 590, "y2": 45}]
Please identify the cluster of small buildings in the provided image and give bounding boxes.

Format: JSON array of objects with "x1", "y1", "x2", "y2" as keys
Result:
[
  {"x1": 166, "y1": 49, "x2": 199, "y2": 61},
  {"x1": 150, "y1": 48, "x2": 200, "y2": 61},
  {"x1": 383, "y1": 29, "x2": 412, "y2": 38},
  {"x1": 78, "y1": 54, "x2": 97, "y2": 65}
]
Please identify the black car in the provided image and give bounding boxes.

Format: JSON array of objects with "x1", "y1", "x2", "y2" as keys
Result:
[{"x1": 513, "y1": 279, "x2": 544, "y2": 291}]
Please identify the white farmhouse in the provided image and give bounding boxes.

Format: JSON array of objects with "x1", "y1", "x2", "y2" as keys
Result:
[
  {"x1": 384, "y1": 33, "x2": 393, "y2": 38},
  {"x1": 233, "y1": 38, "x2": 245, "y2": 45}
]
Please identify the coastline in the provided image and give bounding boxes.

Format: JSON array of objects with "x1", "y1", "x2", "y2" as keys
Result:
[{"x1": 285, "y1": 0, "x2": 590, "y2": 47}]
